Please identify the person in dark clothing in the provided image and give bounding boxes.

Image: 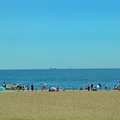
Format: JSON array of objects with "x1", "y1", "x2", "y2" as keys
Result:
[
  {"x1": 88, "y1": 83, "x2": 91, "y2": 91},
  {"x1": 27, "y1": 84, "x2": 30, "y2": 91},
  {"x1": 98, "y1": 83, "x2": 102, "y2": 89},
  {"x1": 91, "y1": 83, "x2": 93, "y2": 90},
  {"x1": 2, "y1": 81, "x2": 6, "y2": 88},
  {"x1": 31, "y1": 84, "x2": 34, "y2": 91}
]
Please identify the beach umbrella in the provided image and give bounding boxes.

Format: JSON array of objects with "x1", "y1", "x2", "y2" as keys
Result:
[{"x1": 0, "y1": 86, "x2": 5, "y2": 91}]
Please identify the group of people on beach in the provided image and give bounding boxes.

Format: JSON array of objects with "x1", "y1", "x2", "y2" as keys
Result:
[
  {"x1": 1, "y1": 81, "x2": 120, "y2": 91},
  {"x1": 20, "y1": 84, "x2": 34, "y2": 91},
  {"x1": 19, "y1": 83, "x2": 47, "y2": 91},
  {"x1": 86, "y1": 83, "x2": 106, "y2": 91},
  {"x1": 86, "y1": 82, "x2": 120, "y2": 91}
]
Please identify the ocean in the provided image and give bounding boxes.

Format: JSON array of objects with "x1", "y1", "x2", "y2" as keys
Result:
[{"x1": 0, "y1": 69, "x2": 120, "y2": 90}]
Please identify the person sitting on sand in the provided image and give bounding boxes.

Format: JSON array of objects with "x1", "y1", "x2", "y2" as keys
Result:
[
  {"x1": 80, "y1": 87, "x2": 83, "y2": 90},
  {"x1": 2, "y1": 81, "x2": 6, "y2": 88}
]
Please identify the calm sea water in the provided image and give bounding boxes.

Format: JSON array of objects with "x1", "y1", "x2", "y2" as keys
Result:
[{"x1": 0, "y1": 69, "x2": 120, "y2": 90}]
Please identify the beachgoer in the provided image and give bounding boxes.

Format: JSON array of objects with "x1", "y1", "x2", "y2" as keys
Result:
[
  {"x1": 113, "y1": 85, "x2": 117, "y2": 90},
  {"x1": 56, "y1": 87, "x2": 60, "y2": 91},
  {"x1": 27, "y1": 84, "x2": 30, "y2": 91},
  {"x1": 104, "y1": 83, "x2": 107, "y2": 90},
  {"x1": 98, "y1": 83, "x2": 102, "y2": 89},
  {"x1": 80, "y1": 87, "x2": 83, "y2": 90},
  {"x1": 88, "y1": 83, "x2": 91, "y2": 91},
  {"x1": 93, "y1": 85, "x2": 97, "y2": 91},
  {"x1": 41, "y1": 83, "x2": 47, "y2": 91},
  {"x1": 17, "y1": 85, "x2": 21, "y2": 92},
  {"x1": 49, "y1": 87, "x2": 57, "y2": 92},
  {"x1": 117, "y1": 82, "x2": 120, "y2": 91},
  {"x1": 31, "y1": 84, "x2": 34, "y2": 91},
  {"x1": 91, "y1": 83, "x2": 93, "y2": 89},
  {"x1": 41, "y1": 84, "x2": 43, "y2": 90},
  {"x1": 20, "y1": 85, "x2": 22, "y2": 90},
  {"x1": 49, "y1": 87, "x2": 51, "y2": 92},
  {"x1": 2, "y1": 81, "x2": 6, "y2": 88},
  {"x1": 22, "y1": 85, "x2": 25, "y2": 91}
]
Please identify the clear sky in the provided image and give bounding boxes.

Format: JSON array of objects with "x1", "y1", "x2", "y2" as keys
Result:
[{"x1": 0, "y1": 0, "x2": 120, "y2": 69}]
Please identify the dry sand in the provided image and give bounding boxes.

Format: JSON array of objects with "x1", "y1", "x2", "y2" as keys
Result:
[{"x1": 0, "y1": 90, "x2": 120, "y2": 120}]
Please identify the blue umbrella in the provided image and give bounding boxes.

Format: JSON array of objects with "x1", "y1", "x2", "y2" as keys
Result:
[{"x1": 0, "y1": 86, "x2": 5, "y2": 91}]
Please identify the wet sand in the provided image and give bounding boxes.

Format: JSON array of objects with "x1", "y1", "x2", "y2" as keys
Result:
[{"x1": 0, "y1": 90, "x2": 120, "y2": 120}]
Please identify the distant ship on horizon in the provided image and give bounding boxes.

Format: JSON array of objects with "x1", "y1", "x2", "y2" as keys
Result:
[{"x1": 50, "y1": 68, "x2": 57, "y2": 69}]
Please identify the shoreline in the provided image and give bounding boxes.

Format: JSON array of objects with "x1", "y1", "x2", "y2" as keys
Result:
[{"x1": 0, "y1": 89, "x2": 119, "y2": 92}]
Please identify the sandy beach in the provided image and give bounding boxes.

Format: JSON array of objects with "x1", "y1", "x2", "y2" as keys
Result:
[{"x1": 0, "y1": 90, "x2": 120, "y2": 120}]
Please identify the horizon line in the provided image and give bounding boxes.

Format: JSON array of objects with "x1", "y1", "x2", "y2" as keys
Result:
[{"x1": 0, "y1": 68, "x2": 120, "y2": 70}]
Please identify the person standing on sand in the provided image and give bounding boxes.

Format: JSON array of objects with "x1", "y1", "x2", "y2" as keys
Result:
[
  {"x1": 88, "y1": 83, "x2": 91, "y2": 91},
  {"x1": 91, "y1": 83, "x2": 93, "y2": 90},
  {"x1": 27, "y1": 84, "x2": 30, "y2": 91},
  {"x1": 41, "y1": 84, "x2": 43, "y2": 91},
  {"x1": 98, "y1": 83, "x2": 102, "y2": 89},
  {"x1": 41, "y1": 83, "x2": 47, "y2": 91},
  {"x1": 31, "y1": 84, "x2": 34, "y2": 91},
  {"x1": 104, "y1": 83, "x2": 107, "y2": 90},
  {"x1": 117, "y1": 82, "x2": 120, "y2": 91},
  {"x1": 22, "y1": 85, "x2": 25, "y2": 91}
]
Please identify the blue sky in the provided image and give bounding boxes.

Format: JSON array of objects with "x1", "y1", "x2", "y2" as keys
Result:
[{"x1": 0, "y1": 0, "x2": 120, "y2": 69}]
